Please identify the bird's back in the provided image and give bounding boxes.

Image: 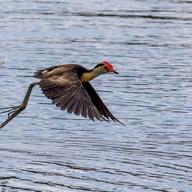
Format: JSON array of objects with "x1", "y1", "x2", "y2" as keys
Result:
[{"x1": 34, "y1": 64, "x2": 88, "y2": 79}]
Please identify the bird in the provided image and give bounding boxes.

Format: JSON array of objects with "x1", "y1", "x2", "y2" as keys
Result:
[{"x1": 0, "y1": 61, "x2": 123, "y2": 129}]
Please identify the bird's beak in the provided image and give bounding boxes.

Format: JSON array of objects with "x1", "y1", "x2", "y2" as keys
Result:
[{"x1": 112, "y1": 70, "x2": 119, "y2": 74}]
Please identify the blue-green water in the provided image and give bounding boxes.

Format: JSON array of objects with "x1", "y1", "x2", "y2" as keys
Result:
[{"x1": 0, "y1": 0, "x2": 192, "y2": 191}]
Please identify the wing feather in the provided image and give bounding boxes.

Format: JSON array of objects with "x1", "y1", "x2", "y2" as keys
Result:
[
  {"x1": 82, "y1": 82, "x2": 123, "y2": 124},
  {"x1": 67, "y1": 96, "x2": 78, "y2": 113},
  {"x1": 38, "y1": 70, "x2": 106, "y2": 122}
]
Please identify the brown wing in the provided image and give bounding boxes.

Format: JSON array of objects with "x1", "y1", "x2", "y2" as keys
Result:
[
  {"x1": 82, "y1": 82, "x2": 124, "y2": 124},
  {"x1": 38, "y1": 70, "x2": 107, "y2": 121}
]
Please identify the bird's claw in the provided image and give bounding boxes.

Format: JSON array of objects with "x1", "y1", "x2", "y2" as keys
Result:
[
  {"x1": 8, "y1": 109, "x2": 17, "y2": 118},
  {"x1": 0, "y1": 106, "x2": 20, "y2": 114},
  {"x1": 0, "y1": 105, "x2": 25, "y2": 129}
]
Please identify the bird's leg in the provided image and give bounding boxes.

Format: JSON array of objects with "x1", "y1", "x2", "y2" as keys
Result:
[{"x1": 0, "y1": 82, "x2": 39, "y2": 129}]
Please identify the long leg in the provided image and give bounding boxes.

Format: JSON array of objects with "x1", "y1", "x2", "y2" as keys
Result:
[{"x1": 0, "y1": 82, "x2": 39, "y2": 129}]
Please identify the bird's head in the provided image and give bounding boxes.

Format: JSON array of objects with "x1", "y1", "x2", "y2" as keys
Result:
[
  {"x1": 93, "y1": 61, "x2": 118, "y2": 75},
  {"x1": 81, "y1": 61, "x2": 118, "y2": 82}
]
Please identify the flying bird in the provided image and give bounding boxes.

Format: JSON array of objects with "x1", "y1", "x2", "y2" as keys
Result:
[{"x1": 0, "y1": 61, "x2": 123, "y2": 129}]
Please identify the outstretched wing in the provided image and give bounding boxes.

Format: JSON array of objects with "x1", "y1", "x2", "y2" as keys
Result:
[
  {"x1": 38, "y1": 70, "x2": 107, "y2": 121},
  {"x1": 82, "y1": 82, "x2": 123, "y2": 124}
]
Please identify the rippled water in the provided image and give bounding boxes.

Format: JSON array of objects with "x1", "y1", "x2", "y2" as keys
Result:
[{"x1": 0, "y1": 0, "x2": 192, "y2": 191}]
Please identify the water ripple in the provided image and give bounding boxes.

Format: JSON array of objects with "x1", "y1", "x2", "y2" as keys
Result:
[{"x1": 1, "y1": 0, "x2": 192, "y2": 191}]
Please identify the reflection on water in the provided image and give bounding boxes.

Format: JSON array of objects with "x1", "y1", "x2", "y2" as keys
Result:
[{"x1": 0, "y1": 0, "x2": 192, "y2": 191}]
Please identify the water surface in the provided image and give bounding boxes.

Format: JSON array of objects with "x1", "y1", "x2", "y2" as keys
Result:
[{"x1": 0, "y1": 0, "x2": 192, "y2": 191}]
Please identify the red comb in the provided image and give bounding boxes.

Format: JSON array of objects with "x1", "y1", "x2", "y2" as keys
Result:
[{"x1": 102, "y1": 61, "x2": 113, "y2": 71}]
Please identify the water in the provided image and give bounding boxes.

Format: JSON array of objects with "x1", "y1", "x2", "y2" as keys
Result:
[{"x1": 0, "y1": 0, "x2": 192, "y2": 191}]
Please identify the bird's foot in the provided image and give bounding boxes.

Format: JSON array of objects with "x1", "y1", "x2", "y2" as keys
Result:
[
  {"x1": 0, "y1": 105, "x2": 25, "y2": 129},
  {"x1": 0, "y1": 105, "x2": 20, "y2": 115}
]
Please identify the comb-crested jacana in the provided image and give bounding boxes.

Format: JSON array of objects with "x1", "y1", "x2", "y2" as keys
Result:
[{"x1": 0, "y1": 61, "x2": 123, "y2": 129}]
